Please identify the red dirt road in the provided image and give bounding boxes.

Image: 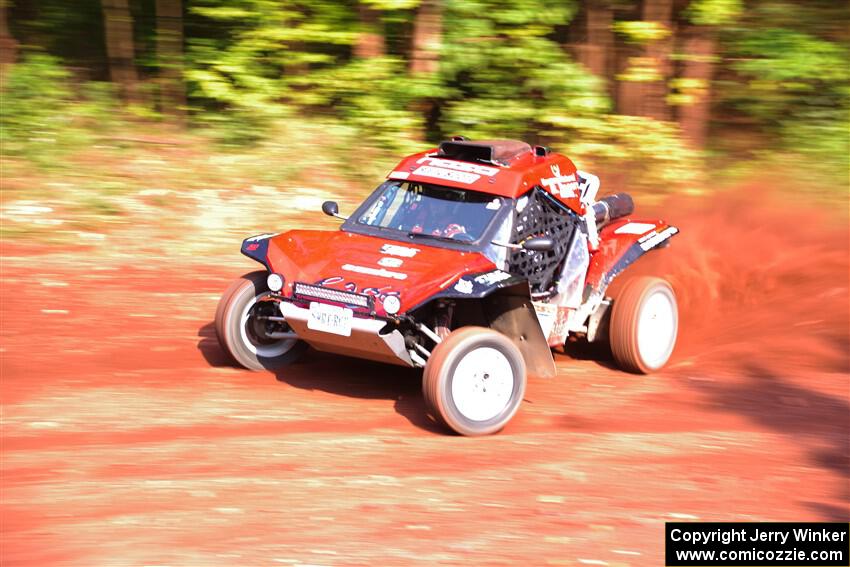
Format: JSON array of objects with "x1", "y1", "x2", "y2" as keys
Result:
[{"x1": 2, "y1": 194, "x2": 848, "y2": 565}]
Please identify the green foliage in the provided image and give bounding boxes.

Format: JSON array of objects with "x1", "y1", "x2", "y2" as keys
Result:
[
  {"x1": 437, "y1": 0, "x2": 696, "y2": 188},
  {"x1": 1, "y1": 53, "x2": 75, "y2": 157},
  {"x1": 685, "y1": 0, "x2": 742, "y2": 26},
  {"x1": 185, "y1": 0, "x2": 359, "y2": 139},
  {"x1": 438, "y1": 0, "x2": 593, "y2": 139},
  {"x1": 616, "y1": 56, "x2": 664, "y2": 83},
  {"x1": 560, "y1": 115, "x2": 702, "y2": 187},
  {"x1": 0, "y1": 53, "x2": 97, "y2": 166},
  {"x1": 289, "y1": 56, "x2": 433, "y2": 153},
  {"x1": 0, "y1": 52, "x2": 128, "y2": 169},
  {"x1": 721, "y1": 26, "x2": 850, "y2": 176},
  {"x1": 363, "y1": 0, "x2": 421, "y2": 9},
  {"x1": 613, "y1": 21, "x2": 672, "y2": 44}
]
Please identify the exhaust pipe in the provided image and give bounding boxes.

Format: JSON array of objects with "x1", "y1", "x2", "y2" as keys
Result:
[{"x1": 592, "y1": 193, "x2": 634, "y2": 224}]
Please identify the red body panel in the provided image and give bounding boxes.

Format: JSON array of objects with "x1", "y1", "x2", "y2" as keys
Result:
[
  {"x1": 585, "y1": 218, "x2": 677, "y2": 288},
  {"x1": 265, "y1": 230, "x2": 496, "y2": 316},
  {"x1": 388, "y1": 149, "x2": 586, "y2": 215}
]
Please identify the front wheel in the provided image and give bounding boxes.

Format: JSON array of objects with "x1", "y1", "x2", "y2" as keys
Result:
[
  {"x1": 215, "y1": 271, "x2": 307, "y2": 370},
  {"x1": 423, "y1": 327, "x2": 527, "y2": 436},
  {"x1": 609, "y1": 276, "x2": 678, "y2": 373}
]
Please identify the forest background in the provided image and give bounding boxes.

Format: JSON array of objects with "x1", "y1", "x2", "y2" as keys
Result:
[{"x1": 1, "y1": 0, "x2": 847, "y2": 249}]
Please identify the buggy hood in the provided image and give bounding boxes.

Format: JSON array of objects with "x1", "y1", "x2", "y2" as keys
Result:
[{"x1": 259, "y1": 229, "x2": 497, "y2": 316}]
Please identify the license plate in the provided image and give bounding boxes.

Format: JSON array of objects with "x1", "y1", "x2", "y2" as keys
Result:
[{"x1": 307, "y1": 302, "x2": 353, "y2": 337}]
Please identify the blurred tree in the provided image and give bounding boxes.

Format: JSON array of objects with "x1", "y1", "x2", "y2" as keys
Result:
[
  {"x1": 671, "y1": 0, "x2": 742, "y2": 149},
  {"x1": 1, "y1": 0, "x2": 846, "y2": 186},
  {"x1": 720, "y1": 19, "x2": 849, "y2": 174},
  {"x1": 572, "y1": 0, "x2": 614, "y2": 86},
  {"x1": 101, "y1": 0, "x2": 139, "y2": 101},
  {"x1": 155, "y1": 0, "x2": 186, "y2": 120},
  {"x1": 438, "y1": 0, "x2": 580, "y2": 140},
  {"x1": 674, "y1": 30, "x2": 713, "y2": 148},
  {"x1": 615, "y1": 0, "x2": 674, "y2": 120},
  {"x1": 356, "y1": 2, "x2": 385, "y2": 57},
  {"x1": 184, "y1": 0, "x2": 357, "y2": 139},
  {"x1": 435, "y1": 0, "x2": 700, "y2": 187},
  {"x1": 1, "y1": 53, "x2": 80, "y2": 162},
  {"x1": 410, "y1": 0, "x2": 441, "y2": 75},
  {"x1": 0, "y1": 0, "x2": 16, "y2": 73}
]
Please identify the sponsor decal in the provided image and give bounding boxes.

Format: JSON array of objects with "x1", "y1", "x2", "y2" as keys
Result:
[
  {"x1": 316, "y1": 276, "x2": 345, "y2": 286},
  {"x1": 474, "y1": 270, "x2": 512, "y2": 286},
  {"x1": 380, "y1": 243, "x2": 420, "y2": 258},
  {"x1": 342, "y1": 263, "x2": 408, "y2": 281},
  {"x1": 315, "y1": 277, "x2": 399, "y2": 301},
  {"x1": 416, "y1": 157, "x2": 499, "y2": 177},
  {"x1": 246, "y1": 243, "x2": 260, "y2": 251},
  {"x1": 454, "y1": 278, "x2": 474, "y2": 294},
  {"x1": 363, "y1": 287, "x2": 400, "y2": 302},
  {"x1": 378, "y1": 257, "x2": 403, "y2": 268},
  {"x1": 388, "y1": 170, "x2": 410, "y2": 180},
  {"x1": 547, "y1": 306, "x2": 571, "y2": 346},
  {"x1": 412, "y1": 165, "x2": 480, "y2": 185},
  {"x1": 614, "y1": 222, "x2": 656, "y2": 235},
  {"x1": 638, "y1": 226, "x2": 678, "y2": 251},
  {"x1": 541, "y1": 164, "x2": 579, "y2": 199}
]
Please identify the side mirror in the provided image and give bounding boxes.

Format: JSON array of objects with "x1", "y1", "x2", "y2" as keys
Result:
[
  {"x1": 322, "y1": 201, "x2": 339, "y2": 217},
  {"x1": 522, "y1": 237, "x2": 555, "y2": 252}
]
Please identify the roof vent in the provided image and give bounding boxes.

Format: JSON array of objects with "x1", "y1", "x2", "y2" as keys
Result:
[
  {"x1": 534, "y1": 145, "x2": 550, "y2": 157},
  {"x1": 437, "y1": 139, "x2": 532, "y2": 165}
]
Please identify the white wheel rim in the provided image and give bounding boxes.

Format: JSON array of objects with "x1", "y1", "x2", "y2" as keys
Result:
[
  {"x1": 238, "y1": 293, "x2": 297, "y2": 358},
  {"x1": 636, "y1": 289, "x2": 677, "y2": 369},
  {"x1": 450, "y1": 347, "x2": 515, "y2": 422}
]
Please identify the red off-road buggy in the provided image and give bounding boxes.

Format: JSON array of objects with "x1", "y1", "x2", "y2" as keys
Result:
[{"x1": 216, "y1": 139, "x2": 679, "y2": 436}]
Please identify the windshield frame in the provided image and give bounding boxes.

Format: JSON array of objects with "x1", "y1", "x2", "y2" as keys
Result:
[{"x1": 341, "y1": 180, "x2": 514, "y2": 252}]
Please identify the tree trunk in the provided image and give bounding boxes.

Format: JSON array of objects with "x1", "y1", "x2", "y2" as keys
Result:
[
  {"x1": 640, "y1": 0, "x2": 673, "y2": 120},
  {"x1": 155, "y1": 0, "x2": 185, "y2": 121},
  {"x1": 616, "y1": 51, "x2": 642, "y2": 116},
  {"x1": 355, "y1": 3, "x2": 384, "y2": 58},
  {"x1": 0, "y1": 0, "x2": 17, "y2": 76},
  {"x1": 678, "y1": 29, "x2": 715, "y2": 149},
  {"x1": 617, "y1": 0, "x2": 673, "y2": 120},
  {"x1": 576, "y1": 0, "x2": 613, "y2": 81},
  {"x1": 101, "y1": 0, "x2": 139, "y2": 102},
  {"x1": 410, "y1": 0, "x2": 442, "y2": 75}
]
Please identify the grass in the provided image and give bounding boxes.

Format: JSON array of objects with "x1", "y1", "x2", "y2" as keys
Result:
[
  {"x1": 1, "y1": 113, "x2": 846, "y2": 260},
  {"x1": 0, "y1": 115, "x2": 414, "y2": 257}
]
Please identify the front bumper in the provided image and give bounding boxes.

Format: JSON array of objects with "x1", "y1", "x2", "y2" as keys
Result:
[{"x1": 278, "y1": 302, "x2": 414, "y2": 367}]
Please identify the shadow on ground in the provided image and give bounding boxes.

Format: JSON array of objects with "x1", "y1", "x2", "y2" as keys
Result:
[
  {"x1": 197, "y1": 322, "x2": 444, "y2": 434},
  {"x1": 197, "y1": 322, "x2": 236, "y2": 368},
  {"x1": 690, "y1": 364, "x2": 850, "y2": 521},
  {"x1": 560, "y1": 337, "x2": 619, "y2": 371}
]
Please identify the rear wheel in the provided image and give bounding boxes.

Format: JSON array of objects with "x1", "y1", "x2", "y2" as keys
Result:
[
  {"x1": 215, "y1": 271, "x2": 307, "y2": 370},
  {"x1": 423, "y1": 327, "x2": 526, "y2": 436},
  {"x1": 609, "y1": 277, "x2": 678, "y2": 373}
]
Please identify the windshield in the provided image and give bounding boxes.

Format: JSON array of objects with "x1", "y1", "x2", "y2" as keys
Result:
[{"x1": 355, "y1": 181, "x2": 504, "y2": 242}]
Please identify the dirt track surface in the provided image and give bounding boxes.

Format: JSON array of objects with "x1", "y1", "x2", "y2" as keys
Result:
[{"x1": 2, "y1": 193, "x2": 849, "y2": 566}]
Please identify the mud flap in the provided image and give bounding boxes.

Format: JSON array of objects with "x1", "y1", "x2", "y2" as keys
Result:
[
  {"x1": 586, "y1": 298, "x2": 611, "y2": 343},
  {"x1": 483, "y1": 291, "x2": 557, "y2": 379}
]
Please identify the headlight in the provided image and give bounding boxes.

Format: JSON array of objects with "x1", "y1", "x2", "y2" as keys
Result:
[
  {"x1": 267, "y1": 273, "x2": 284, "y2": 292},
  {"x1": 382, "y1": 295, "x2": 401, "y2": 315}
]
